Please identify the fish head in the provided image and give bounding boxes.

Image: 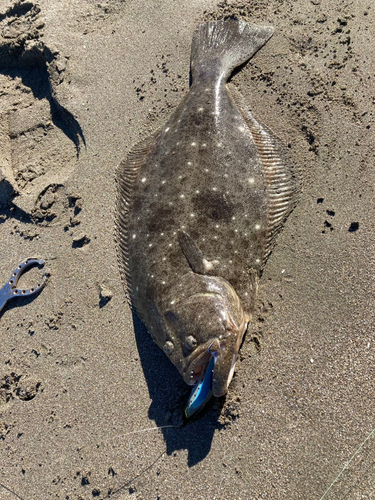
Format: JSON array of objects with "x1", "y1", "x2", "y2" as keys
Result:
[{"x1": 164, "y1": 274, "x2": 249, "y2": 397}]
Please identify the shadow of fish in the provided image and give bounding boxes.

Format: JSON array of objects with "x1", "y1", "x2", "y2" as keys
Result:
[{"x1": 117, "y1": 19, "x2": 299, "y2": 412}]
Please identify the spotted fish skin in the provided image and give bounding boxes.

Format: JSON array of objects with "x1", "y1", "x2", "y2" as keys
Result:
[{"x1": 117, "y1": 20, "x2": 299, "y2": 397}]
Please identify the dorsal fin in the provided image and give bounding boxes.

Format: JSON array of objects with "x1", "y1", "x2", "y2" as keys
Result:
[
  {"x1": 227, "y1": 84, "x2": 301, "y2": 266},
  {"x1": 116, "y1": 131, "x2": 160, "y2": 304}
]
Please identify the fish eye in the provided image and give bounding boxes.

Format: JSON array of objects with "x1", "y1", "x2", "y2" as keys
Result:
[
  {"x1": 186, "y1": 335, "x2": 198, "y2": 350},
  {"x1": 163, "y1": 341, "x2": 174, "y2": 356}
]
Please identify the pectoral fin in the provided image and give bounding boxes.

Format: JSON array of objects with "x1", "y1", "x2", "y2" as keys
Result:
[{"x1": 178, "y1": 230, "x2": 218, "y2": 275}]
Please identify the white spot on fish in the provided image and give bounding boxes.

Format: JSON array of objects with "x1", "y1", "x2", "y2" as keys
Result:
[
  {"x1": 248, "y1": 177, "x2": 255, "y2": 184},
  {"x1": 212, "y1": 187, "x2": 217, "y2": 191},
  {"x1": 170, "y1": 300, "x2": 175, "y2": 305},
  {"x1": 149, "y1": 243, "x2": 153, "y2": 247},
  {"x1": 141, "y1": 177, "x2": 146, "y2": 183},
  {"x1": 133, "y1": 234, "x2": 136, "y2": 239},
  {"x1": 196, "y1": 190, "x2": 200, "y2": 194},
  {"x1": 180, "y1": 194, "x2": 185, "y2": 199},
  {"x1": 187, "y1": 161, "x2": 192, "y2": 165},
  {"x1": 161, "y1": 180, "x2": 166, "y2": 184},
  {"x1": 190, "y1": 213, "x2": 195, "y2": 217},
  {"x1": 165, "y1": 127, "x2": 170, "y2": 132},
  {"x1": 202, "y1": 143, "x2": 207, "y2": 147},
  {"x1": 256, "y1": 258, "x2": 260, "y2": 263},
  {"x1": 191, "y1": 142, "x2": 196, "y2": 146},
  {"x1": 198, "y1": 107, "x2": 204, "y2": 112},
  {"x1": 238, "y1": 126, "x2": 245, "y2": 132},
  {"x1": 255, "y1": 224, "x2": 261, "y2": 230}
]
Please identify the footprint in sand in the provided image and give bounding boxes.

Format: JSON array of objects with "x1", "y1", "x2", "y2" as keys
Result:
[{"x1": 0, "y1": 0, "x2": 85, "y2": 217}]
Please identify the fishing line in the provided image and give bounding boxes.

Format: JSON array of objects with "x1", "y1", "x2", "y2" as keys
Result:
[
  {"x1": 77, "y1": 424, "x2": 181, "y2": 453},
  {"x1": 0, "y1": 482, "x2": 26, "y2": 500},
  {"x1": 319, "y1": 424, "x2": 375, "y2": 500},
  {"x1": 101, "y1": 450, "x2": 165, "y2": 499}
]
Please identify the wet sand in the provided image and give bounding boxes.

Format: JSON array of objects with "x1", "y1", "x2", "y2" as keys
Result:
[{"x1": 1, "y1": 0, "x2": 374, "y2": 499}]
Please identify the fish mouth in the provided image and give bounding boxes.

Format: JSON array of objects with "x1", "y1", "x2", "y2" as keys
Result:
[
  {"x1": 184, "y1": 342, "x2": 234, "y2": 418},
  {"x1": 183, "y1": 311, "x2": 249, "y2": 397},
  {"x1": 183, "y1": 338, "x2": 221, "y2": 386}
]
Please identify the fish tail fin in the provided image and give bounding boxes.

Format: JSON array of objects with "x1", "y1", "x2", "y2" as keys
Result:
[{"x1": 190, "y1": 19, "x2": 274, "y2": 82}]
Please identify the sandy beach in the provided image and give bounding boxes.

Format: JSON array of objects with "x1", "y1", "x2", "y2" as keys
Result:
[{"x1": 1, "y1": 0, "x2": 374, "y2": 499}]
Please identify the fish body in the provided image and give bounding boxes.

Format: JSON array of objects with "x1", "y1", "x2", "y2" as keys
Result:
[{"x1": 117, "y1": 20, "x2": 299, "y2": 401}]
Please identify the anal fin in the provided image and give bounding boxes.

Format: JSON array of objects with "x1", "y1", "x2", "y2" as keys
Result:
[{"x1": 227, "y1": 84, "x2": 301, "y2": 266}]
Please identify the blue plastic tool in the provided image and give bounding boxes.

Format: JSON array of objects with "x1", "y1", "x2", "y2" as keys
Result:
[{"x1": 185, "y1": 355, "x2": 215, "y2": 419}]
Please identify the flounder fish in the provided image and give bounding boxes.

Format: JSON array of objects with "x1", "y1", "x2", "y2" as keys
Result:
[{"x1": 117, "y1": 19, "x2": 299, "y2": 417}]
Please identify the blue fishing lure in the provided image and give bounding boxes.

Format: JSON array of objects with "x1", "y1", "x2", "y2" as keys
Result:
[{"x1": 185, "y1": 355, "x2": 215, "y2": 418}]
